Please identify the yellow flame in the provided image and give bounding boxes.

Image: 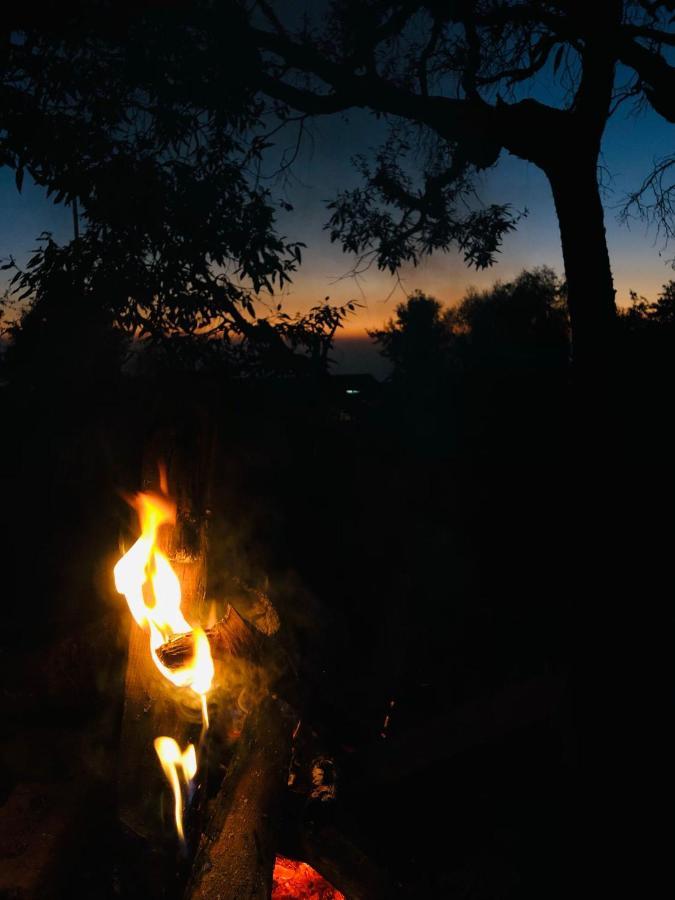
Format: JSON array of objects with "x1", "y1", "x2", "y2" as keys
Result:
[
  {"x1": 114, "y1": 491, "x2": 214, "y2": 704},
  {"x1": 154, "y1": 736, "x2": 197, "y2": 843},
  {"x1": 115, "y1": 487, "x2": 215, "y2": 843}
]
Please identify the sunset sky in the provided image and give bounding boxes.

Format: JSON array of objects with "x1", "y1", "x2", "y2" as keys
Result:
[{"x1": 1, "y1": 76, "x2": 673, "y2": 373}]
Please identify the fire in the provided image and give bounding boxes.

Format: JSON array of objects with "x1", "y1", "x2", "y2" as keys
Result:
[
  {"x1": 114, "y1": 490, "x2": 214, "y2": 703},
  {"x1": 115, "y1": 485, "x2": 215, "y2": 841},
  {"x1": 272, "y1": 856, "x2": 344, "y2": 899},
  {"x1": 154, "y1": 737, "x2": 197, "y2": 844}
]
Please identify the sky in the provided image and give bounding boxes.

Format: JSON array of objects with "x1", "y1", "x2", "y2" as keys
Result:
[
  {"x1": 266, "y1": 99, "x2": 675, "y2": 330},
  {"x1": 1, "y1": 75, "x2": 673, "y2": 374}
]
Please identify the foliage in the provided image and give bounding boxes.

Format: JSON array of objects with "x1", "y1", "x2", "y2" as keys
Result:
[
  {"x1": 326, "y1": 135, "x2": 521, "y2": 274},
  {"x1": 622, "y1": 281, "x2": 675, "y2": 326},
  {"x1": 371, "y1": 267, "x2": 570, "y2": 382},
  {"x1": 1, "y1": 3, "x2": 305, "y2": 352},
  {"x1": 1, "y1": 245, "x2": 128, "y2": 389},
  {"x1": 369, "y1": 291, "x2": 451, "y2": 382},
  {"x1": 1, "y1": 234, "x2": 356, "y2": 379},
  {"x1": 445, "y1": 267, "x2": 570, "y2": 370},
  {"x1": 2, "y1": 1, "x2": 674, "y2": 361},
  {"x1": 245, "y1": 0, "x2": 675, "y2": 354}
]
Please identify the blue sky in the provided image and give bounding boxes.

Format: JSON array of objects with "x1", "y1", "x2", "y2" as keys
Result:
[{"x1": 1, "y1": 77, "x2": 673, "y2": 357}]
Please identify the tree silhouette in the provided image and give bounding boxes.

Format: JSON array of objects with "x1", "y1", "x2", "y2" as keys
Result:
[
  {"x1": 370, "y1": 269, "x2": 570, "y2": 449},
  {"x1": 370, "y1": 291, "x2": 450, "y2": 383},
  {"x1": 445, "y1": 266, "x2": 570, "y2": 372},
  {"x1": 241, "y1": 0, "x2": 674, "y2": 372},
  {"x1": 618, "y1": 279, "x2": 675, "y2": 369},
  {"x1": 372, "y1": 267, "x2": 569, "y2": 379},
  {"x1": 3, "y1": 2, "x2": 674, "y2": 376},
  {"x1": 0, "y1": 4, "x2": 324, "y2": 369}
]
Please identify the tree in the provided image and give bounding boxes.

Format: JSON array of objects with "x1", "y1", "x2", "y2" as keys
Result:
[
  {"x1": 372, "y1": 267, "x2": 569, "y2": 377},
  {"x1": 445, "y1": 266, "x2": 570, "y2": 371},
  {"x1": 3, "y1": 2, "x2": 674, "y2": 375},
  {"x1": 618, "y1": 279, "x2": 675, "y2": 369},
  {"x1": 624, "y1": 279, "x2": 675, "y2": 327},
  {"x1": 0, "y1": 3, "x2": 349, "y2": 374},
  {"x1": 370, "y1": 291, "x2": 450, "y2": 382},
  {"x1": 239, "y1": 0, "x2": 675, "y2": 373},
  {"x1": 370, "y1": 270, "x2": 570, "y2": 450},
  {"x1": 1, "y1": 3, "x2": 297, "y2": 342}
]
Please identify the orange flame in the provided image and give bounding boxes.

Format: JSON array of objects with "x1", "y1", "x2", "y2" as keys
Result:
[
  {"x1": 114, "y1": 491, "x2": 214, "y2": 704},
  {"x1": 154, "y1": 736, "x2": 197, "y2": 844},
  {"x1": 115, "y1": 486, "x2": 215, "y2": 842}
]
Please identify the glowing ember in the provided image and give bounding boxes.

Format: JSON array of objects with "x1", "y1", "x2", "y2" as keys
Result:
[
  {"x1": 154, "y1": 737, "x2": 197, "y2": 844},
  {"x1": 272, "y1": 856, "x2": 344, "y2": 900}
]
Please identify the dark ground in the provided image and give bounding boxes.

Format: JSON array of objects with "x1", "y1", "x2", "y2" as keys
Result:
[{"x1": 0, "y1": 364, "x2": 672, "y2": 898}]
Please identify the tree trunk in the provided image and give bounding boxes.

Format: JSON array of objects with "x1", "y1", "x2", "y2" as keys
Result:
[{"x1": 547, "y1": 157, "x2": 617, "y2": 375}]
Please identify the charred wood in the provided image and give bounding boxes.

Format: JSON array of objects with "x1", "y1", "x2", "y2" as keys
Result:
[
  {"x1": 156, "y1": 604, "x2": 265, "y2": 670},
  {"x1": 185, "y1": 695, "x2": 294, "y2": 900}
]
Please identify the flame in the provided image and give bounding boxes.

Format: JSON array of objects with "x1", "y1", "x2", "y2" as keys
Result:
[
  {"x1": 114, "y1": 491, "x2": 214, "y2": 703},
  {"x1": 154, "y1": 736, "x2": 197, "y2": 844},
  {"x1": 115, "y1": 486, "x2": 216, "y2": 842}
]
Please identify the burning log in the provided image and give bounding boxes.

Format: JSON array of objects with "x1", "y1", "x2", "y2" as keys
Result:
[
  {"x1": 156, "y1": 603, "x2": 265, "y2": 670},
  {"x1": 185, "y1": 695, "x2": 294, "y2": 900},
  {"x1": 117, "y1": 417, "x2": 217, "y2": 843}
]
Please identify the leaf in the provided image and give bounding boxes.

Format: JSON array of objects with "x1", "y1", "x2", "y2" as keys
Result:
[{"x1": 553, "y1": 45, "x2": 564, "y2": 74}]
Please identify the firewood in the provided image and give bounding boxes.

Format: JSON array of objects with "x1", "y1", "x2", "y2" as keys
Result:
[
  {"x1": 226, "y1": 579, "x2": 281, "y2": 636},
  {"x1": 118, "y1": 411, "x2": 217, "y2": 843},
  {"x1": 156, "y1": 603, "x2": 265, "y2": 671},
  {"x1": 185, "y1": 694, "x2": 294, "y2": 900}
]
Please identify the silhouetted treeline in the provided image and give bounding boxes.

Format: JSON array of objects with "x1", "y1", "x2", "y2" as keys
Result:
[
  {"x1": 369, "y1": 268, "x2": 675, "y2": 453},
  {"x1": 1, "y1": 264, "x2": 673, "y2": 899},
  {"x1": 4, "y1": 264, "x2": 675, "y2": 455},
  {"x1": 371, "y1": 267, "x2": 569, "y2": 378}
]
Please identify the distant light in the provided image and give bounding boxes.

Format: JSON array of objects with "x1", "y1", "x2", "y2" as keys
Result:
[{"x1": 345, "y1": 388, "x2": 360, "y2": 395}]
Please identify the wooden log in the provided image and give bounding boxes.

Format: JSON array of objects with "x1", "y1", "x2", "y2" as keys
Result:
[
  {"x1": 157, "y1": 600, "x2": 297, "y2": 716},
  {"x1": 185, "y1": 695, "x2": 294, "y2": 900},
  {"x1": 117, "y1": 410, "x2": 217, "y2": 843},
  {"x1": 156, "y1": 604, "x2": 264, "y2": 670},
  {"x1": 226, "y1": 579, "x2": 281, "y2": 636}
]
